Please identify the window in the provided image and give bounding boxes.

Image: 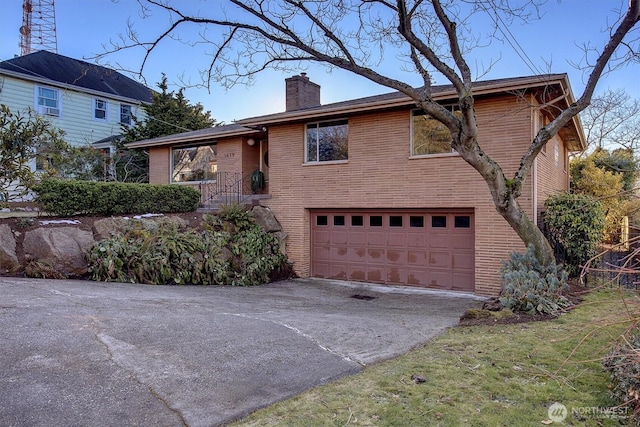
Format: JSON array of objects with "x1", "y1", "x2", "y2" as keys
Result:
[
  {"x1": 333, "y1": 215, "x2": 345, "y2": 226},
  {"x1": 171, "y1": 144, "x2": 217, "y2": 182},
  {"x1": 351, "y1": 215, "x2": 364, "y2": 226},
  {"x1": 305, "y1": 119, "x2": 348, "y2": 163},
  {"x1": 454, "y1": 216, "x2": 471, "y2": 228},
  {"x1": 411, "y1": 106, "x2": 461, "y2": 156},
  {"x1": 120, "y1": 104, "x2": 132, "y2": 125},
  {"x1": 410, "y1": 216, "x2": 424, "y2": 227},
  {"x1": 431, "y1": 216, "x2": 447, "y2": 228},
  {"x1": 389, "y1": 216, "x2": 403, "y2": 227},
  {"x1": 370, "y1": 216, "x2": 383, "y2": 227},
  {"x1": 317, "y1": 216, "x2": 328, "y2": 226},
  {"x1": 36, "y1": 86, "x2": 60, "y2": 116},
  {"x1": 94, "y1": 99, "x2": 108, "y2": 121}
]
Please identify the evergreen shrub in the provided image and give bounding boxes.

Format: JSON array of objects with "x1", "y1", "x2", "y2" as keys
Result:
[{"x1": 499, "y1": 245, "x2": 571, "y2": 315}]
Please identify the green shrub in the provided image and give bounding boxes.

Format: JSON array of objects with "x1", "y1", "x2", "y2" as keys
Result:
[
  {"x1": 603, "y1": 328, "x2": 640, "y2": 425},
  {"x1": 499, "y1": 245, "x2": 571, "y2": 315},
  {"x1": 34, "y1": 179, "x2": 200, "y2": 216},
  {"x1": 87, "y1": 216, "x2": 287, "y2": 286},
  {"x1": 228, "y1": 224, "x2": 288, "y2": 286},
  {"x1": 544, "y1": 193, "x2": 605, "y2": 276},
  {"x1": 211, "y1": 203, "x2": 256, "y2": 232}
]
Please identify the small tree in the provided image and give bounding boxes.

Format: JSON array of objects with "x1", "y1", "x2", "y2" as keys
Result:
[
  {"x1": 571, "y1": 150, "x2": 640, "y2": 242},
  {"x1": 117, "y1": 75, "x2": 220, "y2": 182},
  {"x1": 0, "y1": 105, "x2": 67, "y2": 203},
  {"x1": 544, "y1": 193, "x2": 605, "y2": 276}
]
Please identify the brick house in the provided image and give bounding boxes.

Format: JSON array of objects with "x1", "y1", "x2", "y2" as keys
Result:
[{"x1": 127, "y1": 73, "x2": 585, "y2": 295}]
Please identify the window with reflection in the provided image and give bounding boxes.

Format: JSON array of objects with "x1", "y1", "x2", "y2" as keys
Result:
[
  {"x1": 411, "y1": 107, "x2": 461, "y2": 156},
  {"x1": 306, "y1": 119, "x2": 348, "y2": 162},
  {"x1": 172, "y1": 144, "x2": 217, "y2": 182}
]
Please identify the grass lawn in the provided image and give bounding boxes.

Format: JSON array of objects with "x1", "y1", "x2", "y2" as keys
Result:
[{"x1": 232, "y1": 289, "x2": 638, "y2": 426}]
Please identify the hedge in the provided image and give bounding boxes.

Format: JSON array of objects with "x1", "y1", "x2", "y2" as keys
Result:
[{"x1": 33, "y1": 179, "x2": 200, "y2": 216}]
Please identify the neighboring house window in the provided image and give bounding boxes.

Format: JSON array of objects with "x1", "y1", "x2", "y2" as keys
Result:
[
  {"x1": 94, "y1": 99, "x2": 108, "y2": 121},
  {"x1": 305, "y1": 119, "x2": 348, "y2": 163},
  {"x1": 172, "y1": 144, "x2": 217, "y2": 182},
  {"x1": 36, "y1": 86, "x2": 60, "y2": 117},
  {"x1": 120, "y1": 104, "x2": 132, "y2": 125},
  {"x1": 411, "y1": 107, "x2": 460, "y2": 156}
]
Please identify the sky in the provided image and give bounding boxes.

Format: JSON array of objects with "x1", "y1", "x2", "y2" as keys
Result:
[{"x1": 0, "y1": 0, "x2": 639, "y2": 125}]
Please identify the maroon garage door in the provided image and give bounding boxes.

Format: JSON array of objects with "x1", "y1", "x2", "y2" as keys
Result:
[{"x1": 311, "y1": 210, "x2": 475, "y2": 292}]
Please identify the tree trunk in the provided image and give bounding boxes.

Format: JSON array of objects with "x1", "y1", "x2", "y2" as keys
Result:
[{"x1": 499, "y1": 198, "x2": 555, "y2": 266}]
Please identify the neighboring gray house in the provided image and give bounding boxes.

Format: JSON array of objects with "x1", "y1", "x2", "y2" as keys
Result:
[{"x1": 0, "y1": 50, "x2": 152, "y2": 147}]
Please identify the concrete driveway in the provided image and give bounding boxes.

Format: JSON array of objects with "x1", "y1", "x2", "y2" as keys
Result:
[{"x1": 0, "y1": 277, "x2": 482, "y2": 426}]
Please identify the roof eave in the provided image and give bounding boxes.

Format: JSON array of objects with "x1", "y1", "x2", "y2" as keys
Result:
[
  {"x1": 125, "y1": 127, "x2": 257, "y2": 148},
  {"x1": 237, "y1": 75, "x2": 571, "y2": 126}
]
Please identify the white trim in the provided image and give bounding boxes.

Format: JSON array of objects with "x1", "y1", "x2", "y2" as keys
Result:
[
  {"x1": 304, "y1": 118, "x2": 349, "y2": 164},
  {"x1": 93, "y1": 98, "x2": 108, "y2": 122},
  {"x1": 34, "y1": 85, "x2": 61, "y2": 117}
]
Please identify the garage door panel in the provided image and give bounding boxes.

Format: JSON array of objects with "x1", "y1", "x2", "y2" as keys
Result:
[
  {"x1": 349, "y1": 247, "x2": 366, "y2": 260},
  {"x1": 452, "y1": 252, "x2": 474, "y2": 270},
  {"x1": 428, "y1": 270, "x2": 452, "y2": 289},
  {"x1": 349, "y1": 231, "x2": 366, "y2": 245},
  {"x1": 428, "y1": 233, "x2": 450, "y2": 248},
  {"x1": 407, "y1": 233, "x2": 426, "y2": 248},
  {"x1": 429, "y1": 251, "x2": 451, "y2": 268},
  {"x1": 407, "y1": 269, "x2": 428, "y2": 286},
  {"x1": 450, "y1": 235, "x2": 474, "y2": 250},
  {"x1": 452, "y1": 272, "x2": 474, "y2": 290},
  {"x1": 330, "y1": 246, "x2": 348, "y2": 261},
  {"x1": 367, "y1": 248, "x2": 385, "y2": 262},
  {"x1": 387, "y1": 267, "x2": 406, "y2": 284},
  {"x1": 367, "y1": 231, "x2": 385, "y2": 246},
  {"x1": 387, "y1": 232, "x2": 407, "y2": 247},
  {"x1": 331, "y1": 230, "x2": 348, "y2": 244},
  {"x1": 386, "y1": 249, "x2": 407, "y2": 264},
  {"x1": 348, "y1": 267, "x2": 366, "y2": 281},
  {"x1": 407, "y1": 250, "x2": 427, "y2": 265},
  {"x1": 314, "y1": 246, "x2": 330, "y2": 261},
  {"x1": 311, "y1": 210, "x2": 474, "y2": 292},
  {"x1": 366, "y1": 268, "x2": 384, "y2": 283},
  {"x1": 314, "y1": 230, "x2": 331, "y2": 244}
]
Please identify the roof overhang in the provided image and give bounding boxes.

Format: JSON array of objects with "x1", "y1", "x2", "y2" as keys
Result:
[{"x1": 125, "y1": 125, "x2": 259, "y2": 149}]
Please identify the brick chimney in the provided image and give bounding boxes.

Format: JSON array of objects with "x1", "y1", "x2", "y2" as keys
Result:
[{"x1": 285, "y1": 73, "x2": 320, "y2": 111}]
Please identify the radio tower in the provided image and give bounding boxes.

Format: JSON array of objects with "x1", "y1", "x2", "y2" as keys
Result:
[{"x1": 19, "y1": 0, "x2": 58, "y2": 56}]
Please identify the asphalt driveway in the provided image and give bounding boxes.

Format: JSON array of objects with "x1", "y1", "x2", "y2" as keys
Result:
[{"x1": 0, "y1": 277, "x2": 482, "y2": 426}]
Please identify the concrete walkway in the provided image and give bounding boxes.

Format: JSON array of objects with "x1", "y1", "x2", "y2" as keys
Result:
[{"x1": 0, "y1": 277, "x2": 482, "y2": 426}]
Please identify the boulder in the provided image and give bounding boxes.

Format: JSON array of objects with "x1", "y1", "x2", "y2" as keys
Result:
[
  {"x1": 0, "y1": 224, "x2": 20, "y2": 273},
  {"x1": 93, "y1": 217, "x2": 130, "y2": 240},
  {"x1": 23, "y1": 227, "x2": 96, "y2": 277},
  {"x1": 251, "y1": 206, "x2": 282, "y2": 233},
  {"x1": 272, "y1": 231, "x2": 288, "y2": 255}
]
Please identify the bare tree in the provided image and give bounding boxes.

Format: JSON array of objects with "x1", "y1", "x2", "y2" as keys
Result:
[
  {"x1": 103, "y1": 0, "x2": 640, "y2": 265},
  {"x1": 581, "y1": 89, "x2": 640, "y2": 152}
]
